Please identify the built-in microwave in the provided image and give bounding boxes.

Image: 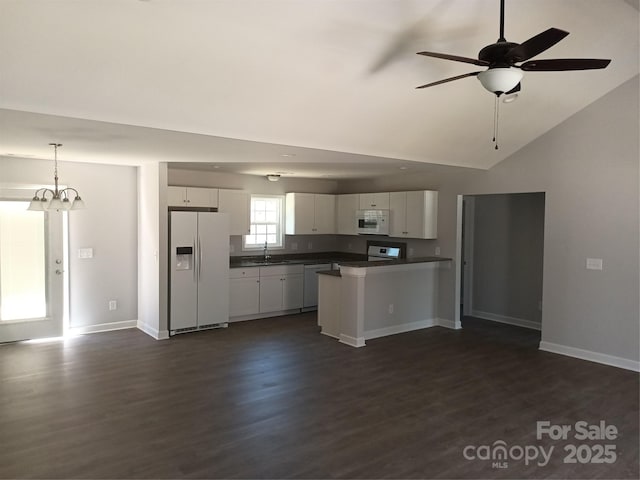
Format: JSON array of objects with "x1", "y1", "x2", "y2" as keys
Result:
[{"x1": 356, "y1": 209, "x2": 389, "y2": 235}]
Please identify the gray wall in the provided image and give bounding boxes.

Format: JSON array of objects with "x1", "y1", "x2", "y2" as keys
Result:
[
  {"x1": 338, "y1": 76, "x2": 639, "y2": 363},
  {"x1": 0, "y1": 157, "x2": 138, "y2": 329},
  {"x1": 470, "y1": 193, "x2": 545, "y2": 325}
]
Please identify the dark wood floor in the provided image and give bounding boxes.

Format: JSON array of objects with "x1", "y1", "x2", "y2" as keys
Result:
[{"x1": 0, "y1": 314, "x2": 637, "y2": 479}]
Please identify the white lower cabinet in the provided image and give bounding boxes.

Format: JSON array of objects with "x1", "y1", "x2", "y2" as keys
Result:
[
  {"x1": 229, "y1": 264, "x2": 304, "y2": 319},
  {"x1": 259, "y1": 265, "x2": 304, "y2": 313},
  {"x1": 229, "y1": 268, "x2": 260, "y2": 317}
]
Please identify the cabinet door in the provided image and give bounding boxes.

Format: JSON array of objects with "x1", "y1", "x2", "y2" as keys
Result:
[
  {"x1": 389, "y1": 192, "x2": 407, "y2": 237},
  {"x1": 359, "y1": 192, "x2": 390, "y2": 209},
  {"x1": 422, "y1": 190, "x2": 438, "y2": 239},
  {"x1": 336, "y1": 194, "x2": 359, "y2": 235},
  {"x1": 259, "y1": 275, "x2": 283, "y2": 313},
  {"x1": 168, "y1": 186, "x2": 187, "y2": 206},
  {"x1": 229, "y1": 277, "x2": 260, "y2": 317},
  {"x1": 314, "y1": 194, "x2": 335, "y2": 234},
  {"x1": 405, "y1": 191, "x2": 427, "y2": 239},
  {"x1": 219, "y1": 189, "x2": 251, "y2": 236},
  {"x1": 187, "y1": 187, "x2": 218, "y2": 208},
  {"x1": 285, "y1": 193, "x2": 315, "y2": 235},
  {"x1": 282, "y1": 273, "x2": 304, "y2": 310}
]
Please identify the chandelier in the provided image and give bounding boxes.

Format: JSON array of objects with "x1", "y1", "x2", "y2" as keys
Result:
[{"x1": 28, "y1": 143, "x2": 85, "y2": 211}]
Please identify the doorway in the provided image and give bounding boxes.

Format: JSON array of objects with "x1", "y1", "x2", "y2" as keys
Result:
[
  {"x1": 0, "y1": 199, "x2": 65, "y2": 342},
  {"x1": 456, "y1": 193, "x2": 545, "y2": 340}
]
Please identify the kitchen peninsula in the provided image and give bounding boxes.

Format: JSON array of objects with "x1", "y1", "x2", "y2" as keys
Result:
[{"x1": 318, "y1": 257, "x2": 452, "y2": 347}]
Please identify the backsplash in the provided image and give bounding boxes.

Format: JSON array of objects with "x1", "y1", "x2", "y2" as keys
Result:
[
  {"x1": 229, "y1": 233, "x2": 438, "y2": 258},
  {"x1": 229, "y1": 234, "x2": 339, "y2": 256}
]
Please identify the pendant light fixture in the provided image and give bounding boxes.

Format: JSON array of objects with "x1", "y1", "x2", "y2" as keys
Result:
[{"x1": 28, "y1": 143, "x2": 85, "y2": 211}]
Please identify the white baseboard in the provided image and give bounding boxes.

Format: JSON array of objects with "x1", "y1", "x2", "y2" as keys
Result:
[
  {"x1": 68, "y1": 320, "x2": 137, "y2": 335},
  {"x1": 339, "y1": 334, "x2": 366, "y2": 348},
  {"x1": 364, "y1": 319, "x2": 434, "y2": 340},
  {"x1": 320, "y1": 330, "x2": 340, "y2": 340},
  {"x1": 436, "y1": 318, "x2": 460, "y2": 329},
  {"x1": 539, "y1": 341, "x2": 640, "y2": 372},
  {"x1": 472, "y1": 309, "x2": 541, "y2": 331},
  {"x1": 137, "y1": 320, "x2": 169, "y2": 340},
  {"x1": 228, "y1": 308, "x2": 301, "y2": 323}
]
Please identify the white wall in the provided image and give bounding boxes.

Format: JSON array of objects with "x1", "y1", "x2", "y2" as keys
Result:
[{"x1": 0, "y1": 157, "x2": 138, "y2": 329}]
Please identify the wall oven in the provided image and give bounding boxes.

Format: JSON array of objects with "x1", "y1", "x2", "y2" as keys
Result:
[{"x1": 356, "y1": 209, "x2": 389, "y2": 235}]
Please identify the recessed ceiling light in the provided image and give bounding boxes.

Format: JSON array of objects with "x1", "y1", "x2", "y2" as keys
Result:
[
  {"x1": 399, "y1": 166, "x2": 409, "y2": 170},
  {"x1": 280, "y1": 153, "x2": 296, "y2": 157},
  {"x1": 211, "y1": 165, "x2": 220, "y2": 169}
]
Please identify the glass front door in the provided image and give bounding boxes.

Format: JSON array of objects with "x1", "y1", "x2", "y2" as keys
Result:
[{"x1": 0, "y1": 200, "x2": 64, "y2": 342}]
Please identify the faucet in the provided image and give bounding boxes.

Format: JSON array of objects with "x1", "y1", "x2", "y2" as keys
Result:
[{"x1": 263, "y1": 241, "x2": 271, "y2": 262}]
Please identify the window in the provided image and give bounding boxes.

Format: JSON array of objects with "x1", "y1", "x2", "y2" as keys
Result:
[
  {"x1": 0, "y1": 201, "x2": 47, "y2": 321},
  {"x1": 244, "y1": 195, "x2": 284, "y2": 250}
]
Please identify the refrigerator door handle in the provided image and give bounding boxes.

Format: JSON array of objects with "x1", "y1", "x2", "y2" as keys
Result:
[
  {"x1": 198, "y1": 236, "x2": 202, "y2": 280},
  {"x1": 193, "y1": 238, "x2": 197, "y2": 282}
]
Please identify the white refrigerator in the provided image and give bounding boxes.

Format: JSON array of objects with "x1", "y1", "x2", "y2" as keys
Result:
[{"x1": 170, "y1": 211, "x2": 229, "y2": 335}]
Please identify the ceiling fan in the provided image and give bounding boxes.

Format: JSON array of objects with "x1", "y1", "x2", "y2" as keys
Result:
[{"x1": 415, "y1": 0, "x2": 611, "y2": 98}]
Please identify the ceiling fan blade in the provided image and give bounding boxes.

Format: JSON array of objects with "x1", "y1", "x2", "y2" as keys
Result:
[
  {"x1": 520, "y1": 58, "x2": 611, "y2": 71},
  {"x1": 417, "y1": 51, "x2": 489, "y2": 66},
  {"x1": 416, "y1": 71, "x2": 481, "y2": 89},
  {"x1": 505, "y1": 28, "x2": 569, "y2": 62}
]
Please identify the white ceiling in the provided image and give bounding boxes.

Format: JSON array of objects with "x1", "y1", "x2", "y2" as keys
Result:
[{"x1": 0, "y1": 0, "x2": 638, "y2": 179}]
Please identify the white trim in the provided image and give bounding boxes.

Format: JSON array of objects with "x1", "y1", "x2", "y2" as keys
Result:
[
  {"x1": 454, "y1": 194, "x2": 463, "y2": 329},
  {"x1": 339, "y1": 333, "x2": 366, "y2": 348},
  {"x1": 228, "y1": 308, "x2": 301, "y2": 323},
  {"x1": 320, "y1": 331, "x2": 339, "y2": 340},
  {"x1": 364, "y1": 319, "x2": 434, "y2": 340},
  {"x1": 436, "y1": 318, "x2": 460, "y2": 329},
  {"x1": 539, "y1": 341, "x2": 640, "y2": 372},
  {"x1": 471, "y1": 309, "x2": 542, "y2": 331},
  {"x1": 137, "y1": 320, "x2": 170, "y2": 340},
  {"x1": 68, "y1": 320, "x2": 137, "y2": 335}
]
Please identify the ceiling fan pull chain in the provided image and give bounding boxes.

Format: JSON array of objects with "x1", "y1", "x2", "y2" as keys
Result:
[{"x1": 493, "y1": 95, "x2": 500, "y2": 150}]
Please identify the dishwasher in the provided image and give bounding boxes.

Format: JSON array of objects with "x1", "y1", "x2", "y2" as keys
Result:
[{"x1": 303, "y1": 263, "x2": 332, "y2": 310}]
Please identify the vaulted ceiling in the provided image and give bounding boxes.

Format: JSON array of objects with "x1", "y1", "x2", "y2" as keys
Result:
[{"x1": 0, "y1": 0, "x2": 637, "y2": 179}]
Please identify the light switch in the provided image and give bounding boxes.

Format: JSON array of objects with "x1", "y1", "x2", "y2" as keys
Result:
[
  {"x1": 435, "y1": 246, "x2": 441, "y2": 256},
  {"x1": 78, "y1": 248, "x2": 93, "y2": 259},
  {"x1": 586, "y1": 258, "x2": 603, "y2": 270}
]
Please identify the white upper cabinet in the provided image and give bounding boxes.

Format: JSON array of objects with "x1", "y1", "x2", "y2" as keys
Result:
[
  {"x1": 218, "y1": 189, "x2": 250, "y2": 236},
  {"x1": 359, "y1": 192, "x2": 390, "y2": 209},
  {"x1": 336, "y1": 194, "x2": 359, "y2": 235},
  {"x1": 389, "y1": 190, "x2": 438, "y2": 239},
  {"x1": 285, "y1": 193, "x2": 335, "y2": 234},
  {"x1": 168, "y1": 186, "x2": 219, "y2": 208}
]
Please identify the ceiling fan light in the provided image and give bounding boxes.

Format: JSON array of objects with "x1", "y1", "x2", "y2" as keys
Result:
[{"x1": 477, "y1": 68, "x2": 523, "y2": 95}]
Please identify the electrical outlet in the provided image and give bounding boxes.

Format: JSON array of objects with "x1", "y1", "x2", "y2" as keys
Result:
[
  {"x1": 229, "y1": 244, "x2": 235, "y2": 253},
  {"x1": 307, "y1": 241, "x2": 313, "y2": 250},
  {"x1": 435, "y1": 246, "x2": 441, "y2": 256},
  {"x1": 108, "y1": 300, "x2": 117, "y2": 311},
  {"x1": 586, "y1": 258, "x2": 603, "y2": 270},
  {"x1": 291, "y1": 242, "x2": 298, "y2": 251},
  {"x1": 388, "y1": 303, "x2": 394, "y2": 314}
]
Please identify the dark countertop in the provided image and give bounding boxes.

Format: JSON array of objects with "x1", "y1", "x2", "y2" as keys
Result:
[
  {"x1": 317, "y1": 256, "x2": 452, "y2": 276},
  {"x1": 230, "y1": 251, "x2": 367, "y2": 268}
]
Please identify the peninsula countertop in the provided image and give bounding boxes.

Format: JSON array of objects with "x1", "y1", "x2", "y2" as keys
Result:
[{"x1": 317, "y1": 256, "x2": 452, "y2": 276}]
